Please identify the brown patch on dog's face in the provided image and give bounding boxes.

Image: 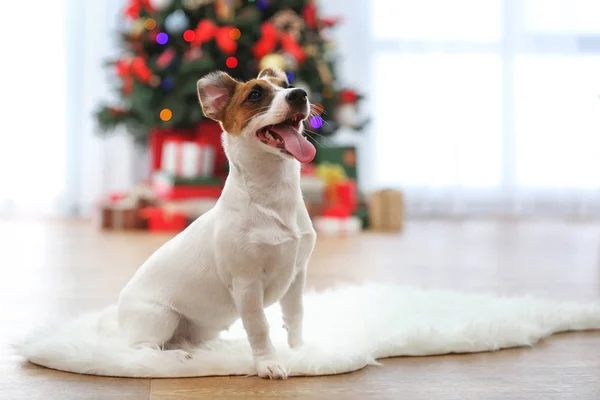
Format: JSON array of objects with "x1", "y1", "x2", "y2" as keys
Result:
[
  {"x1": 197, "y1": 69, "x2": 292, "y2": 135},
  {"x1": 219, "y1": 79, "x2": 277, "y2": 135}
]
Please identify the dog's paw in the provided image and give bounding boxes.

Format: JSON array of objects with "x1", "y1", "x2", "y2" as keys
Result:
[
  {"x1": 171, "y1": 349, "x2": 193, "y2": 362},
  {"x1": 288, "y1": 337, "x2": 304, "y2": 349},
  {"x1": 255, "y1": 359, "x2": 288, "y2": 380}
]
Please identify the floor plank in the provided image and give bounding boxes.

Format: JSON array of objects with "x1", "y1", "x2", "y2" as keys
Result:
[{"x1": 1, "y1": 219, "x2": 599, "y2": 399}]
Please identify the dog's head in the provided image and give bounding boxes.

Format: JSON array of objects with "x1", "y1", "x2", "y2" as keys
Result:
[{"x1": 197, "y1": 68, "x2": 316, "y2": 163}]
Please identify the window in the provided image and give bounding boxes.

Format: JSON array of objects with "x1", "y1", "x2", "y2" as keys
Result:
[{"x1": 370, "y1": 0, "x2": 600, "y2": 215}]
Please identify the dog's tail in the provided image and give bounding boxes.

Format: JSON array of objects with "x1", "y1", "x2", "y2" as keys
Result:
[{"x1": 13, "y1": 305, "x2": 256, "y2": 378}]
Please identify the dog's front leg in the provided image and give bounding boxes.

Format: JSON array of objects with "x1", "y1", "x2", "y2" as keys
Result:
[
  {"x1": 280, "y1": 269, "x2": 306, "y2": 349},
  {"x1": 232, "y1": 279, "x2": 287, "y2": 380}
]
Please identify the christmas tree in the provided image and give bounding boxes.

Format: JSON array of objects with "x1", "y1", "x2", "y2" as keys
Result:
[{"x1": 95, "y1": 0, "x2": 366, "y2": 145}]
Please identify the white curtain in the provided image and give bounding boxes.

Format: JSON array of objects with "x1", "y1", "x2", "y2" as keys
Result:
[
  {"x1": 369, "y1": 0, "x2": 600, "y2": 217},
  {"x1": 0, "y1": 0, "x2": 144, "y2": 218}
]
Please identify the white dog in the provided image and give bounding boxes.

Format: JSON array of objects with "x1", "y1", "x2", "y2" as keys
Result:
[{"x1": 117, "y1": 68, "x2": 317, "y2": 380}]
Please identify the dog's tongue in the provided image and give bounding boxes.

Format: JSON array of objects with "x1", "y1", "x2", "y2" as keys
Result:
[{"x1": 270, "y1": 123, "x2": 316, "y2": 163}]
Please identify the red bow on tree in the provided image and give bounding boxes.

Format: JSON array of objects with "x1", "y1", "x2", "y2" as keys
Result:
[
  {"x1": 192, "y1": 20, "x2": 237, "y2": 55},
  {"x1": 303, "y1": 2, "x2": 341, "y2": 29},
  {"x1": 116, "y1": 57, "x2": 153, "y2": 94},
  {"x1": 124, "y1": 0, "x2": 154, "y2": 19},
  {"x1": 252, "y1": 22, "x2": 306, "y2": 63}
]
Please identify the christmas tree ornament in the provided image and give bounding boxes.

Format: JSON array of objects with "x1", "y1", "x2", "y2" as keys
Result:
[
  {"x1": 149, "y1": 75, "x2": 161, "y2": 87},
  {"x1": 131, "y1": 19, "x2": 146, "y2": 37},
  {"x1": 130, "y1": 56, "x2": 153, "y2": 82},
  {"x1": 283, "y1": 52, "x2": 298, "y2": 71},
  {"x1": 303, "y1": 1, "x2": 318, "y2": 29},
  {"x1": 215, "y1": 0, "x2": 238, "y2": 21},
  {"x1": 161, "y1": 77, "x2": 174, "y2": 90},
  {"x1": 157, "y1": 48, "x2": 176, "y2": 68},
  {"x1": 304, "y1": 45, "x2": 318, "y2": 57},
  {"x1": 270, "y1": 9, "x2": 304, "y2": 40},
  {"x1": 183, "y1": 29, "x2": 196, "y2": 42},
  {"x1": 259, "y1": 53, "x2": 286, "y2": 70},
  {"x1": 225, "y1": 56, "x2": 238, "y2": 68},
  {"x1": 156, "y1": 32, "x2": 169, "y2": 45},
  {"x1": 160, "y1": 108, "x2": 173, "y2": 121},
  {"x1": 335, "y1": 104, "x2": 358, "y2": 128},
  {"x1": 309, "y1": 115, "x2": 323, "y2": 129},
  {"x1": 193, "y1": 20, "x2": 237, "y2": 54},
  {"x1": 228, "y1": 28, "x2": 241, "y2": 40},
  {"x1": 149, "y1": 0, "x2": 173, "y2": 11},
  {"x1": 183, "y1": 0, "x2": 214, "y2": 10},
  {"x1": 143, "y1": 18, "x2": 157, "y2": 30},
  {"x1": 165, "y1": 10, "x2": 189, "y2": 34},
  {"x1": 183, "y1": 47, "x2": 203, "y2": 61},
  {"x1": 316, "y1": 59, "x2": 333, "y2": 84},
  {"x1": 256, "y1": 0, "x2": 268, "y2": 11},
  {"x1": 125, "y1": 0, "x2": 155, "y2": 19}
]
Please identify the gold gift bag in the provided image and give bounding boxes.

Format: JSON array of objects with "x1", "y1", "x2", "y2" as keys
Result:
[{"x1": 368, "y1": 189, "x2": 404, "y2": 232}]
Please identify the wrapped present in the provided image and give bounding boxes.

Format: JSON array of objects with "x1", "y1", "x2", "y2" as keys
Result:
[
  {"x1": 141, "y1": 198, "x2": 218, "y2": 233},
  {"x1": 150, "y1": 122, "x2": 228, "y2": 179},
  {"x1": 153, "y1": 171, "x2": 223, "y2": 200},
  {"x1": 140, "y1": 207, "x2": 188, "y2": 233},
  {"x1": 162, "y1": 138, "x2": 215, "y2": 178},
  {"x1": 313, "y1": 216, "x2": 362, "y2": 237},
  {"x1": 98, "y1": 196, "x2": 145, "y2": 230},
  {"x1": 368, "y1": 189, "x2": 404, "y2": 232},
  {"x1": 314, "y1": 146, "x2": 357, "y2": 181}
]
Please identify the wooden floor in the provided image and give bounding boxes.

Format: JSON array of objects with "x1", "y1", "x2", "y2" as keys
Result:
[{"x1": 1, "y1": 219, "x2": 599, "y2": 399}]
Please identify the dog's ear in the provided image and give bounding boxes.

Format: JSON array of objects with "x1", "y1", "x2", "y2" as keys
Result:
[
  {"x1": 197, "y1": 71, "x2": 239, "y2": 121},
  {"x1": 257, "y1": 67, "x2": 288, "y2": 85}
]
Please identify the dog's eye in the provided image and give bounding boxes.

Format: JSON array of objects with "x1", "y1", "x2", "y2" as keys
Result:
[{"x1": 247, "y1": 90, "x2": 262, "y2": 102}]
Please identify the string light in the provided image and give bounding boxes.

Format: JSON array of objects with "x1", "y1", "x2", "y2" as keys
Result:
[
  {"x1": 144, "y1": 18, "x2": 156, "y2": 30},
  {"x1": 156, "y1": 32, "x2": 169, "y2": 45},
  {"x1": 229, "y1": 28, "x2": 241, "y2": 40},
  {"x1": 160, "y1": 108, "x2": 172, "y2": 121},
  {"x1": 183, "y1": 29, "x2": 196, "y2": 42},
  {"x1": 257, "y1": 0, "x2": 268, "y2": 9},
  {"x1": 226, "y1": 56, "x2": 238, "y2": 68},
  {"x1": 309, "y1": 116, "x2": 323, "y2": 129},
  {"x1": 285, "y1": 72, "x2": 294, "y2": 82}
]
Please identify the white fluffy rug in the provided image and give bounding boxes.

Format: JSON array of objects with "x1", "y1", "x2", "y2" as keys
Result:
[{"x1": 17, "y1": 284, "x2": 600, "y2": 378}]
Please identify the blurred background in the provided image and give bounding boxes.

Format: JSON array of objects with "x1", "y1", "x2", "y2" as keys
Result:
[{"x1": 2, "y1": 0, "x2": 600, "y2": 232}]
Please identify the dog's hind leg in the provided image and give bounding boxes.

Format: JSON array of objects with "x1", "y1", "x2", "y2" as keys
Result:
[{"x1": 118, "y1": 300, "x2": 193, "y2": 360}]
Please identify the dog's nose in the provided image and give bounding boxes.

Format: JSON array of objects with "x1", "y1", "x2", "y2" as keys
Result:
[{"x1": 285, "y1": 88, "x2": 308, "y2": 106}]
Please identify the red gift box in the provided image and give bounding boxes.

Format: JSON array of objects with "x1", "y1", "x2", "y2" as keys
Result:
[
  {"x1": 140, "y1": 207, "x2": 188, "y2": 232},
  {"x1": 149, "y1": 120, "x2": 227, "y2": 179}
]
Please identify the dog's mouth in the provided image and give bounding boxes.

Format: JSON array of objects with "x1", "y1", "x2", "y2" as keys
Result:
[{"x1": 256, "y1": 113, "x2": 316, "y2": 163}]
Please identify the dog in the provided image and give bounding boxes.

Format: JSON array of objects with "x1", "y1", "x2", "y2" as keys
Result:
[{"x1": 116, "y1": 68, "x2": 317, "y2": 379}]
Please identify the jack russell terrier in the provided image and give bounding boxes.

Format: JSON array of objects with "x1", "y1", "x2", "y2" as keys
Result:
[{"x1": 117, "y1": 68, "x2": 317, "y2": 379}]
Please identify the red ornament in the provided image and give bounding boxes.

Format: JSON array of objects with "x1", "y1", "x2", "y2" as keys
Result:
[
  {"x1": 226, "y1": 56, "x2": 238, "y2": 69},
  {"x1": 340, "y1": 89, "x2": 359, "y2": 104},
  {"x1": 252, "y1": 22, "x2": 305, "y2": 63},
  {"x1": 157, "y1": 48, "x2": 176, "y2": 68},
  {"x1": 130, "y1": 56, "x2": 153, "y2": 83},
  {"x1": 183, "y1": 29, "x2": 196, "y2": 42},
  {"x1": 303, "y1": 1, "x2": 318, "y2": 29},
  {"x1": 124, "y1": 0, "x2": 155, "y2": 20},
  {"x1": 192, "y1": 19, "x2": 237, "y2": 55},
  {"x1": 115, "y1": 58, "x2": 131, "y2": 77}
]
